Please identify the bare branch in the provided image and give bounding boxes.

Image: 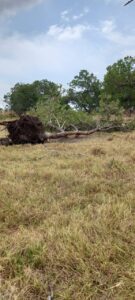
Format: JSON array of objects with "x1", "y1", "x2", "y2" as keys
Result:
[
  {"x1": 46, "y1": 125, "x2": 123, "y2": 140},
  {"x1": 124, "y1": 0, "x2": 134, "y2": 6}
]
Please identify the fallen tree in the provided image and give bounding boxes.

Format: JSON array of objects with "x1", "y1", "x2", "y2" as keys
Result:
[{"x1": 0, "y1": 115, "x2": 125, "y2": 145}]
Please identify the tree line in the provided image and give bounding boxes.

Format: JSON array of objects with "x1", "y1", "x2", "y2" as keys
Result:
[{"x1": 3, "y1": 56, "x2": 135, "y2": 131}]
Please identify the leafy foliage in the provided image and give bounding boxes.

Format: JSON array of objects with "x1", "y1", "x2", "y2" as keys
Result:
[
  {"x1": 68, "y1": 70, "x2": 102, "y2": 113},
  {"x1": 30, "y1": 99, "x2": 97, "y2": 131},
  {"x1": 99, "y1": 94, "x2": 124, "y2": 126},
  {"x1": 4, "y1": 80, "x2": 62, "y2": 115},
  {"x1": 103, "y1": 56, "x2": 135, "y2": 109},
  {"x1": 4, "y1": 83, "x2": 38, "y2": 115}
]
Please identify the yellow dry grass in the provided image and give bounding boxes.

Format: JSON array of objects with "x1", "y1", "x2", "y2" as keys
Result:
[{"x1": 0, "y1": 129, "x2": 135, "y2": 299}]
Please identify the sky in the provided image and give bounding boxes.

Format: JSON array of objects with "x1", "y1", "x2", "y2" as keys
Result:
[{"x1": 0, "y1": 0, "x2": 135, "y2": 107}]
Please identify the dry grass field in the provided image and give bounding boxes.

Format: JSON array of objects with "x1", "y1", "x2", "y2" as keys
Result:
[{"x1": 0, "y1": 128, "x2": 135, "y2": 299}]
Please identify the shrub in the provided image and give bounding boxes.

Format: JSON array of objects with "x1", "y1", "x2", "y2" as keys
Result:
[
  {"x1": 99, "y1": 94, "x2": 124, "y2": 127},
  {"x1": 30, "y1": 99, "x2": 97, "y2": 131}
]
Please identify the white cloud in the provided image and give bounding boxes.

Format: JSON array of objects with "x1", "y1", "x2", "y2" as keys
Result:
[
  {"x1": 101, "y1": 20, "x2": 116, "y2": 34},
  {"x1": 61, "y1": 7, "x2": 90, "y2": 22},
  {"x1": 61, "y1": 10, "x2": 70, "y2": 22},
  {"x1": 101, "y1": 19, "x2": 135, "y2": 46},
  {"x1": 72, "y1": 13, "x2": 85, "y2": 21},
  {"x1": 72, "y1": 7, "x2": 89, "y2": 20},
  {"x1": 47, "y1": 24, "x2": 90, "y2": 41}
]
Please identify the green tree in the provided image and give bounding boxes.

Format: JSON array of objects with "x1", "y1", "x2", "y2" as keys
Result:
[
  {"x1": 68, "y1": 70, "x2": 102, "y2": 113},
  {"x1": 4, "y1": 80, "x2": 62, "y2": 115},
  {"x1": 103, "y1": 56, "x2": 135, "y2": 109},
  {"x1": 4, "y1": 83, "x2": 38, "y2": 115}
]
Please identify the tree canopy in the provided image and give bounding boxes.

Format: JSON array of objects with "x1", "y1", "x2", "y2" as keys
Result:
[
  {"x1": 68, "y1": 70, "x2": 102, "y2": 113},
  {"x1": 4, "y1": 80, "x2": 62, "y2": 115},
  {"x1": 103, "y1": 56, "x2": 135, "y2": 109}
]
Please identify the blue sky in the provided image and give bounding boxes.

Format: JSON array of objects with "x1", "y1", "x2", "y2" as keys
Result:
[{"x1": 0, "y1": 0, "x2": 135, "y2": 107}]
